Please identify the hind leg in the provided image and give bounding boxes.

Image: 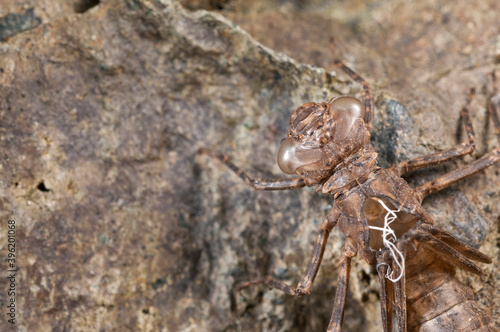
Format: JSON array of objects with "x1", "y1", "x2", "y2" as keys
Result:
[
  {"x1": 390, "y1": 89, "x2": 477, "y2": 177},
  {"x1": 415, "y1": 73, "x2": 500, "y2": 197}
]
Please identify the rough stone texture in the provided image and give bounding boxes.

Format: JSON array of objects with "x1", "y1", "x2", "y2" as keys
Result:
[
  {"x1": 0, "y1": 0, "x2": 498, "y2": 331},
  {"x1": 0, "y1": 8, "x2": 41, "y2": 41}
]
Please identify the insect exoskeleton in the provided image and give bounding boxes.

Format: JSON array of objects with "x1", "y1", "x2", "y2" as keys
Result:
[
  {"x1": 277, "y1": 96, "x2": 372, "y2": 186},
  {"x1": 200, "y1": 60, "x2": 500, "y2": 332}
]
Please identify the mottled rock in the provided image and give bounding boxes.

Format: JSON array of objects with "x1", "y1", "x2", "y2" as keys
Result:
[
  {"x1": 0, "y1": 8, "x2": 41, "y2": 41},
  {"x1": 373, "y1": 98, "x2": 488, "y2": 248}
]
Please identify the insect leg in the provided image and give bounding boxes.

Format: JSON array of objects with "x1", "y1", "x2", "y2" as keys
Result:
[
  {"x1": 377, "y1": 251, "x2": 394, "y2": 332},
  {"x1": 332, "y1": 60, "x2": 375, "y2": 133},
  {"x1": 416, "y1": 78, "x2": 500, "y2": 197},
  {"x1": 393, "y1": 240, "x2": 408, "y2": 332},
  {"x1": 416, "y1": 146, "x2": 500, "y2": 197},
  {"x1": 238, "y1": 210, "x2": 338, "y2": 296},
  {"x1": 390, "y1": 89, "x2": 476, "y2": 176},
  {"x1": 198, "y1": 148, "x2": 306, "y2": 190},
  {"x1": 327, "y1": 238, "x2": 357, "y2": 332},
  {"x1": 487, "y1": 71, "x2": 500, "y2": 142}
]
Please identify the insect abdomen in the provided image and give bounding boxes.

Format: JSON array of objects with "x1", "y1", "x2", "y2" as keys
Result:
[{"x1": 405, "y1": 243, "x2": 498, "y2": 331}]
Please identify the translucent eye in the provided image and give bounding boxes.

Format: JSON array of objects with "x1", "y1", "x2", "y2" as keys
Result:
[
  {"x1": 328, "y1": 96, "x2": 365, "y2": 141},
  {"x1": 330, "y1": 96, "x2": 365, "y2": 118},
  {"x1": 277, "y1": 138, "x2": 323, "y2": 174}
]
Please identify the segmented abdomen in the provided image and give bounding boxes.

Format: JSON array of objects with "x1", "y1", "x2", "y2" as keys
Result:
[{"x1": 405, "y1": 242, "x2": 498, "y2": 331}]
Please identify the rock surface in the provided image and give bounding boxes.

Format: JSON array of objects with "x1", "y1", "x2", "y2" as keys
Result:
[{"x1": 0, "y1": 0, "x2": 498, "y2": 331}]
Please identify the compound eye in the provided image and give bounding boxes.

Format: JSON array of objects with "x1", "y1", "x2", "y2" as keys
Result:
[
  {"x1": 329, "y1": 96, "x2": 365, "y2": 141},
  {"x1": 277, "y1": 138, "x2": 323, "y2": 174}
]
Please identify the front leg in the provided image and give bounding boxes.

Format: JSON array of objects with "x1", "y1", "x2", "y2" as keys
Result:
[
  {"x1": 239, "y1": 208, "x2": 339, "y2": 296},
  {"x1": 332, "y1": 59, "x2": 375, "y2": 132},
  {"x1": 198, "y1": 148, "x2": 306, "y2": 190},
  {"x1": 327, "y1": 238, "x2": 357, "y2": 332}
]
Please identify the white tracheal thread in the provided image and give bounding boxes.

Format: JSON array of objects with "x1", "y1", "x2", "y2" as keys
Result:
[{"x1": 368, "y1": 198, "x2": 405, "y2": 282}]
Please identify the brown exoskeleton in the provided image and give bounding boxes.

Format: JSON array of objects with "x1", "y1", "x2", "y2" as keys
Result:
[{"x1": 200, "y1": 61, "x2": 500, "y2": 331}]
